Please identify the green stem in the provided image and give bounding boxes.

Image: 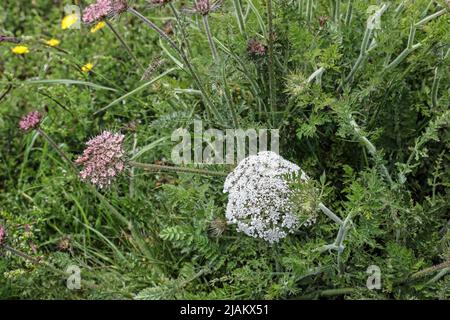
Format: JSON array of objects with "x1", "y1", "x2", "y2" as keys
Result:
[
  {"x1": 411, "y1": 259, "x2": 450, "y2": 280},
  {"x1": 169, "y1": 2, "x2": 193, "y2": 58},
  {"x1": 385, "y1": 43, "x2": 422, "y2": 70},
  {"x1": 267, "y1": 0, "x2": 276, "y2": 122},
  {"x1": 307, "y1": 66, "x2": 325, "y2": 84},
  {"x1": 105, "y1": 20, "x2": 145, "y2": 72},
  {"x1": 306, "y1": 0, "x2": 313, "y2": 22},
  {"x1": 349, "y1": 119, "x2": 393, "y2": 185},
  {"x1": 127, "y1": 7, "x2": 225, "y2": 124},
  {"x1": 415, "y1": 8, "x2": 447, "y2": 28},
  {"x1": 2, "y1": 244, "x2": 98, "y2": 289},
  {"x1": 318, "y1": 203, "x2": 343, "y2": 225},
  {"x1": 431, "y1": 67, "x2": 440, "y2": 109},
  {"x1": 222, "y1": 65, "x2": 239, "y2": 128},
  {"x1": 233, "y1": 0, "x2": 247, "y2": 37},
  {"x1": 345, "y1": 0, "x2": 353, "y2": 25},
  {"x1": 334, "y1": 0, "x2": 341, "y2": 24},
  {"x1": 202, "y1": 15, "x2": 219, "y2": 63},
  {"x1": 36, "y1": 128, "x2": 77, "y2": 172},
  {"x1": 129, "y1": 161, "x2": 228, "y2": 177}
]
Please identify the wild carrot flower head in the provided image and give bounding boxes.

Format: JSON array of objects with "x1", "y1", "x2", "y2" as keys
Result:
[
  {"x1": 75, "y1": 131, "x2": 126, "y2": 188},
  {"x1": 223, "y1": 151, "x2": 312, "y2": 243},
  {"x1": 82, "y1": 0, "x2": 128, "y2": 24},
  {"x1": 0, "y1": 225, "x2": 6, "y2": 246},
  {"x1": 19, "y1": 111, "x2": 42, "y2": 131},
  {"x1": 247, "y1": 39, "x2": 266, "y2": 57}
]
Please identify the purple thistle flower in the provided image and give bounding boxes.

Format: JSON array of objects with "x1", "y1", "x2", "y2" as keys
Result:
[
  {"x1": 247, "y1": 39, "x2": 267, "y2": 57},
  {"x1": 195, "y1": 0, "x2": 210, "y2": 15},
  {"x1": 0, "y1": 225, "x2": 6, "y2": 246},
  {"x1": 182, "y1": 0, "x2": 221, "y2": 16},
  {"x1": 19, "y1": 111, "x2": 42, "y2": 132},
  {"x1": 82, "y1": 0, "x2": 128, "y2": 24},
  {"x1": 75, "y1": 131, "x2": 126, "y2": 188}
]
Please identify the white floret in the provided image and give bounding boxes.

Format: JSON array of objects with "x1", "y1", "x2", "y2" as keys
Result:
[{"x1": 223, "y1": 151, "x2": 312, "y2": 243}]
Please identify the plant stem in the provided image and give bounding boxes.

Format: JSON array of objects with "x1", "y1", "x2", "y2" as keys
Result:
[
  {"x1": 340, "y1": 4, "x2": 388, "y2": 88},
  {"x1": 36, "y1": 128, "x2": 77, "y2": 172},
  {"x1": 318, "y1": 202, "x2": 343, "y2": 225},
  {"x1": 307, "y1": 66, "x2": 325, "y2": 84},
  {"x1": 349, "y1": 119, "x2": 393, "y2": 184},
  {"x1": 266, "y1": 0, "x2": 276, "y2": 122},
  {"x1": 202, "y1": 15, "x2": 219, "y2": 63},
  {"x1": 2, "y1": 244, "x2": 98, "y2": 289},
  {"x1": 105, "y1": 20, "x2": 145, "y2": 72},
  {"x1": 306, "y1": 0, "x2": 313, "y2": 23},
  {"x1": 127, "y1": 7, "x2": 225, "y2": 124},
  {"x1": 411, "y1": 259, "x2": 450, "y2": 280},
  {"x1": 431, "y1": 67, "x2": 440, "y2": 109},
  {"x1": 169, "y1": 2, "x2": 193, "y2": 58},
  {"x1": 222, "y1": 65, "x2": 239, "y2": 128},
  {"x1": 129, "y1": 161, "x2": 228, "y2": 177},
  {"x1": 129, "y1": 132, "x2": 138, "y2": 197},
  {"x1": 345, "y1": 0, "x2": 353, "y2": 25},
  {"x1": 334, "y1": 0, "x2": 341, "y2": 24},
  {"x1": 415, "y1": 8, "x2": 447, "y2": 28},
  {"x1": 233, "y1": 0, "x2": 247, "y2": 37}
]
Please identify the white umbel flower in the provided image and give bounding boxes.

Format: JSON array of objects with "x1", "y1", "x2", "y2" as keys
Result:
[{"x1": 223, "y1": 151, "x2": 311, "y2": 243}]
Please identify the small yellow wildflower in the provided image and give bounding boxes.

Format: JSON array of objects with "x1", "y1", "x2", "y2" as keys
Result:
[
  {"x1": 11, "y1": 46, "x2": 29, "y2": 55},
  {"x1": 90, "y1": 21, "x2": 106, "y2": 33},
  {"x1": 61, "y1": 14, "x2": 78, "y2": 30},
  {"x1": 45, "y1": 39, "x2": 60, "y2": 47},
  {"x1": 81, "y1": 63, "x2": 94, "y2": 73}
]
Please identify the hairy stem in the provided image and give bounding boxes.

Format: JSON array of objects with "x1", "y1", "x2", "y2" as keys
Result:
[
  {"x1": 345, "y1": 0, "x2": 353, "y2": 25},
  {"x1": 349, "y1": 119, "x2": 393, "y2": 184},
  {"x1": 318, "y1": 202, "x2": 343, "y2": 225},
  {"x1": 233, "y1": 0, "x2": 247, "y2": 37},
  {"x1": 169, "y1": 2, "x2": 193, "y2": 58},
  {"x1": 129, "y1": 161, "x2": 228, "y2": 177},
  {"x1": 266, "y1": 0, "x2": 276, "y2": 121},
  {"x1": 202, "y1": 15, "x2": 219, "y2": 63},
  {"x1": 431, "y1": 67, "x2": 441, "y2": 109},
  {"x1": 128, "y1": 7, "x2": 225, "y2": 124}
]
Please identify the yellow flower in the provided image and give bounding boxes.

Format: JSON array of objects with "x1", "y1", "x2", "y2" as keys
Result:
[
  {"x1": 45, "y1": 39, "x2": 60, "y2": 47},
  {"x1": 61, "y1": 14, "x2": 78, "y2": 30},
  {"x1": 81, "y1": 63, "x2": 94, "y2": 73},
  {"x1": 11, "y1": 46, "x2": 29, "y2": 55},
  {"x1": 90, "y1": 21, "x2": 106, "y2": 33}
]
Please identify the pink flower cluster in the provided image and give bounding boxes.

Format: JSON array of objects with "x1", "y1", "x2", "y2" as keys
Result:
[
  {"x1": 247, "y1": 39, "x2": 266, "y2": 57},
  {"x1": 75, "y1": 131, "x2": 126, "y2": 188},
  {"x1": 82, "y1": 0, "x2": 128, "y2": 24},
  {"x1": 0, "y1": 225, "x2": 6, "y2": 246},
  {"x1": 19, "y1": 111, "x2": 42, "y2": 131},
  {"x1": 195, "y1": 0, "x2": 211, "y2": 15}
]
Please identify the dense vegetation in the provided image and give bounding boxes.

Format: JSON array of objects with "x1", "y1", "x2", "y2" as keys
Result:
[{"x1": 0, "y1": 0, "x2": 449, "y2": 299}]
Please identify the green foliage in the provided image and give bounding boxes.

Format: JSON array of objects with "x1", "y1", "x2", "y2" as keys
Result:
[{"x1": 0, "y1": 0, "x2": 449, "y2": 300}]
